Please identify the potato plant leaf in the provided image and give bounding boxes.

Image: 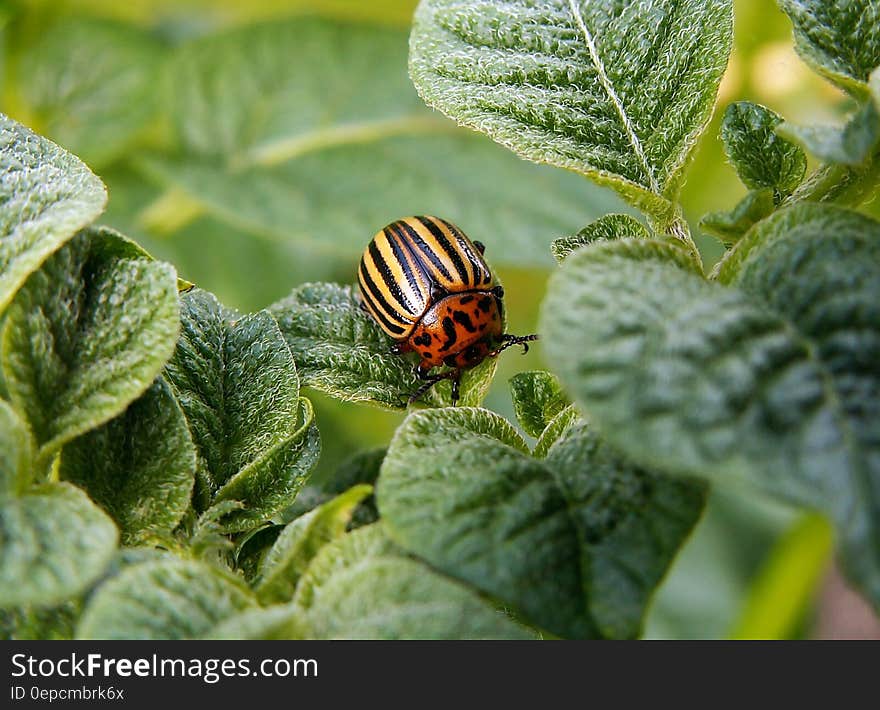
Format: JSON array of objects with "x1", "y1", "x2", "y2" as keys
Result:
[
  {"x1": 0, "y1": 398, "x2": 32, "y2": 499},
  {"x1": 509, "y1": 370, "x2": 570, "y2": 438},
  {"x1": 16, "y1": 19, "x2": 164, "y2": 168},
  {"x1": 551, "y1": 214, "x2": 651, "y2": 263},
  {"x1": 1, "y1": 227, "x2": 179, "y2": 469},
  {"x1": 379, "y1": 407, "x2": 705, "y2": 638},
  {"x1": 139, "y1": 17, "x2": 623, "y2": 267},
  {"x1": 778, "y1": 0, "x2": 880, "y2": 95},
  {"x1": 283, "y1": 447, "x2": 384, "y2": 527},
  {"x1": 256, "y1": 485, "x2": 373, "y2": 604},
  {"x1": 542, "y1": 205, "x2": 880, "y2": 607},
  {"x1": 720, "y1": 102, "x2": 807, "y2": 195},
  {"x1": 0, "y1": 483, "x2": 118, "y2": 608},
  {"x1": 699, "y1": 189, "x2": 776, "y2": 245},
  {"x1": 409, "y1": 0, "x2": 733, "y2": 224},
  {"x1": 292, "y1": 524, "x2": 533, "y2": 639},
  {"x1": 269, "y1": 282, "x2": 494, "y2": 410},
  {"x1": 164, "y1": 288, "x2": 318, "y2": 531},
  {"x1": 59, "y1": 378, "x2": 197, "y2": 544},
  {"x1": 0, "y1": 114, "x2": 107, "y2": 311},
  {"x1": 77, "y1": 559, "x2": 255, "y2": 640}
]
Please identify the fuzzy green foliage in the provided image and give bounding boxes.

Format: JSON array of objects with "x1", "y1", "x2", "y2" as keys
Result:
[
  {"x1": 778, "y1": 0, "x2": 880, "y2": 95},
  {"x1": 721, "y1": 102, "x2": 807, "y2": 195},
  {"x1": 1, "y1": 0, "x2": 879, "y2": 641},
  {"x1": 164, "y1": 289, "x2": 319, "y2": 532},
  {"x1": 290, "y1": 524, "x2": 533, "y2": 639},
  {"x1": 1, "y1": 227, "x2": 180, "y2": 469},
  {"x1": 131, "y1": 16, "x2": 623, "y2": 267},
  {"x1": 409, "y1": 0, "x2": 733, "y2": 224},
  {"x1": 59, "y1": 378, "x2": 197, "y2": 544},
  {"x1": 0, "y1": 483, "x2": 118, "y2": 608},
  {"x1": 551, "y1": 214, "x2": 652, "y2": 263},
  {"x1": 379, "y1": 406, "x2": 706, "y2": 638},
  {"x1": 542, "y1": 205, "x2": 880, "y2": 608},
  {"x1": 0, "y1": 115, "x2": 106, "y2": 311}
]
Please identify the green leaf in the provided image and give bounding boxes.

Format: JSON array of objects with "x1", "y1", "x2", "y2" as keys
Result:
[
  {"x1": 551, "y1": 214, "x2": 651, "y2": 263},
  {"x1": 778, "y1": 0, "x2": 880, "y2": 94},
  {"x1": 283, "y1": 447, "x2": 384, "y2": 527},
  {"x1": 269, "y1": 282, "x2": 495, "y2": 410},
  {"x1": 164, "y1": 288, "x2": 318, "y2": 531},
  {"x1": 59, "y1": 378, "x2": 196, "y2": 544},
  {"x1": 1, "y1": 227, "x2": 180, "y2": 468},
  {"x1": 409, "y1": 0, "x2": 733, "y2": 222},
  {"x1": 777, "y1": 101, "x2": 880, "y2": 166},
  {"x1": 699, "y1": 189, "x2": 776, "y2": 245},
  {"x1": 0, "y1": 482, "x2": 118, "y2": 608},
  {"x1": 256, "y1": 485, "x2": 373, "y2": 604},
  {"x1": 77, "y1": 559, "x2": 255, "y2": 640},
  {"x1": 1, "y1": 601, "x2": 81, "y2": 640},
  {"x1": 138, "y1": 16, "x2": 625, "y2": 267},
  {"x1": 16, "y1": 19, "x2": 164, "y2": 168},
  {"x1": 0, "y1": 398, "x2": 32, "y2": 499},
  {"x1": 292, "y1": 524, "x2": 533, "y2": 639},
  {"x1": 0, "y1": 114, "x2": 107, "y2": 311},
  {"x1": 542, "y1": 206, "x2": 880, "y2": 607},
  {"x1": 202, "y1": 605, "x2": 303, "y2": 640},
  {"x1": 379, "y1": 407, "x2": 705, "y2": 638},
  {"x1": 720, "y1": 102, "x2": 807, "y2": 195},
  {"x1": 533, "y1": 404, "x2": 581, "y2": 459},
  {"x1": 509, "y1": 370, "x2": 570, "y2": 438}
]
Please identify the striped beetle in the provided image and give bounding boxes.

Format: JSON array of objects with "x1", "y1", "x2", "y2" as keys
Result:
[{"x1": 358, "y1": 216, "x2": 537, "y2": 404}]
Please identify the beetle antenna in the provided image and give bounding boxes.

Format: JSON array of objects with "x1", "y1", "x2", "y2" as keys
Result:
[{"x1": 491, "y1": 333, "x2": 539, "y2": 357}]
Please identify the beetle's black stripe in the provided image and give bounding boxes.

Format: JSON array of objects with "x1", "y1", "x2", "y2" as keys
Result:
[
  {"x1": 383, "y1": 226, "x2": 427, "y2": 310},
  {"x1": 368, "y1": 240, "x2": 419, "y2": 318},
  {"x1": 416, "y1": 216, "x2": 470, "y2": 284},
  {"x1": 394, "y1": 219, "x2": 454, "y2": 283},
  {"x1": 439, "y1": 217, "x2": 492, "y2": 285},
  {"x1": 358, "y1": 261, "x2": 410, "y2": 332}
]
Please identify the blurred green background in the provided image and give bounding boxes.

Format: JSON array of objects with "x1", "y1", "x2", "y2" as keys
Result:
[{"x1": 2, "y1": 0, "x2": 877, "y2": 638}]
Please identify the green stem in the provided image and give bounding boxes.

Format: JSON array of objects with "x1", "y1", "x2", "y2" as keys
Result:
[{"x1": 785, "y1": 152, "x2": 880, "y2": 208}]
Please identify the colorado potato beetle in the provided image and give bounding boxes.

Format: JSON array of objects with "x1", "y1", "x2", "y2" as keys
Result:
[{"x1": 358, "y1": 215, "x2": 538, "y2": 404}]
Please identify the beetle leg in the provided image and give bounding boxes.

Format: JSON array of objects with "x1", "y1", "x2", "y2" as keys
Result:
[
  {"x1": 390, "y1": 342, "x2": 410, "y2": 355},
  {"x1": 412, "y1": 361, "x2": 434, "y2": 379},
  {"x1": 450, "y1": 370, "x2": 462, "y2": 405},
  {"x1": 491, "y1": 285, "x2": 504, "y2": 299},
  {"x1": 489, "y1": 333, "x2": 539, "y2": 357},
  {"x1": 407, "y1": 368, "x2": 459, "y2": 406},
  {"x1": 473, "y1": 240, "x2": 486, "y2": 255}
]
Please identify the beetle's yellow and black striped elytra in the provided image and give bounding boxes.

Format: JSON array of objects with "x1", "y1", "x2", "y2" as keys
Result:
[{"x1": 358, "y1": 215, "x2": 538, "y2": 404}]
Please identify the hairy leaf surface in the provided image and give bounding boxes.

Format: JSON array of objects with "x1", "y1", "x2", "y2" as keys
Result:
[
  {"x1": 292, "y1": 524, "x2": 533, "y2": 639},
  {"x1": 77, "y1": 559, "x2": 254, "y2": 640},
  {"x1": 60, "y1": 378, "x2": 196, "y2": 543},
  {"x1": 409, "y1": 0, "x2": 733, "y2": 219},
  {"x1": 1, "y1": 227, "x2": 179, "y2": 467},
  {"x1": 165, "y1": 289, "x2": 317, "y2": 530},
  {"x1": 0, "y1": 115, "x2": 106, "y2": 311},
  {"x1": 543, "y1": 206, "x2": 880, "y2": 606},
  {"x1": 0, "y1": 483, "x2": 117, "y2": 608},
  {"x1": 379, "y1": 408, "x2": 705, "y2": 637},
  {"x1": 778, "y1": 0, "x2": 880, "y2": 94}
]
